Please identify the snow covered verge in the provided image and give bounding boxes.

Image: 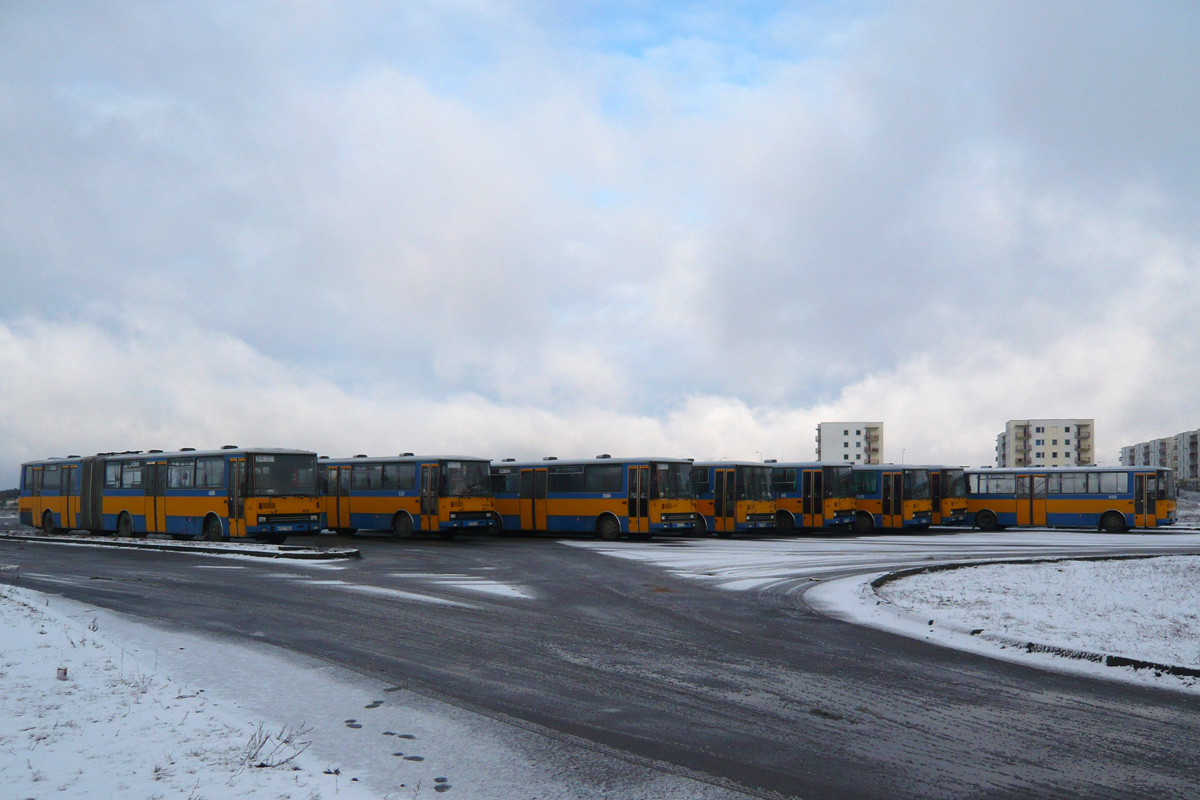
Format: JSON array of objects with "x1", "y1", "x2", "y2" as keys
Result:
[
  {"x1": 0, "y1": 584, "x2": 380, "y2": 800},
  {"x1": 807, "y1": 555, "x2": 1200, "y2": 694}
]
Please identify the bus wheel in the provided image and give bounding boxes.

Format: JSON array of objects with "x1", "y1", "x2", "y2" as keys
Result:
[
  {"x1": 596, "y1": 515, "x2": 622, "y2": 541},
  {"x1": 852, "y1": 513, "x2": 874, "y2": 533},
  {"x1": 775, "y1": 512, "x2": 795, "y2": 536},
  {"x1": 693, "y1": 516, "x2": 708, "y2": 537},
  {"x1": 41, "y1": 511, "x2": 57, "y2": 536},
  {"x1": 117, "y1": 512, "x2": 136, "y2": 539},
  {"x1": 392, "y1": 513, "x2": 414, "y2": 539},
  {"x1": 975, "y1": 510, "x2": 998, "y2": 531},
  {"x1": 202, "y1": 515, "x2": 224, "y2": 542},
  {"x1": 1100, "y1": 511, "x2": 1127, "y2": 533},
  {"x1": 489, "y1": 512, "x2": 504, "y2": 535}
]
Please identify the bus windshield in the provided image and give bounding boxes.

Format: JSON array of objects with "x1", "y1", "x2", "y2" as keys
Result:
[
  {"x1": 944, "y1": 468, "x2": 967, "y2": 498},
  {"x1": 251, "y1": 454, "x2": 318, "y2": 497},
  {"x1": 653, "y1": 462, "x2": 694, "y2": 499},
  {"x1": 443, "y1": 460, "x2": 493, "y2": 497},
  {"x1": 824, "y1": 466, "x2": 854, "y2": 498},
  {"x1": 904, "y1": 469, "x2": 931, "y2": 500},
  {"x1": 740, "y1": 466, "x2": 773, "y2": 501}
]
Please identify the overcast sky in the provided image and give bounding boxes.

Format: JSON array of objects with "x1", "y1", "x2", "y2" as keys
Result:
[{"x1": 2, "y1": 1, "x2": 1199, "y2": 482}]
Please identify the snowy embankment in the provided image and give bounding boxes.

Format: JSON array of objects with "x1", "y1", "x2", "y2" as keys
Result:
[{"x1": 0, "y1": 584, "x2": 380, "y2": 800}]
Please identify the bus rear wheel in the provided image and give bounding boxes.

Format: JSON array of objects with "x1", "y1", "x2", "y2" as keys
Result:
[
  {"x1": 202, "y1": 515, "x2": 224, "y2": 542},
  {"x1": 775, "y1": 512, "x2": 795, "y2": 537},
  {"x1": 117, "y1": 512, "x2": 138, "y2": 539},
  {"x1": 596, "y1": 515, "x2": 622, "y2": 541},
  {"x1": 975, "y1": 510, "x2": 998, "y2": 531},
  {"x1": 392, "y1": 513, "x2": 414, "y2": 539},
  {"x1": 1101, "y1": 511, "x2": 1127, "y2": 533},
  {"x1": 41, "y1": 511, "x2": 57, "y2": 535},
  {"x1": 853, "y1": 512, "x2": 875, "y2": 533}
]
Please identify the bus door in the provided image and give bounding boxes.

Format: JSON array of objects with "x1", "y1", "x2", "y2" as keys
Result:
[
  {"x1": 519, "y1": 468, "x2": 547, "y2": 531},
  {"x1": 1134, "y1": 473, "x2": 1156, "y2": 528},
  {"x1": 930, "y1": 471, "x2": 943, "y2": 524},
  {"x1": 713, "y1": 468, "x2": 736, "y2": 532},
  {"x1": 880, "y1": 471, "x2": 902, "y2": 528},
  {"x1": 420, "y1": 464, "x2": 439, "y2": 532},
  {"x1": 811, "y1": 468, "x2": 824, "y2": 527},
  {"x1": 228, "y1": 458, "x2": 246, "y2": 538},
  {"x1": 326, "y1": 466, "x2": 352, "y2": 530},
  {"x1": 62, "y1": 464, "x2": 79, "y2": 530},
  {"x1": 1016, "y1": 475, "x2": 1048, "y2": 526},
  {"x1": 627, "y1": 465, "x2": 649, "y2": 535},
  {"x1": 144, "y1": 462, "x2": 167, "y2": 534}
]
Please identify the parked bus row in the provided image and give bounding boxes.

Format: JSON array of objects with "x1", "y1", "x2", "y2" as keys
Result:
[{"x1": 18, "y1": 449, "x2": 1177, "y2": 544}]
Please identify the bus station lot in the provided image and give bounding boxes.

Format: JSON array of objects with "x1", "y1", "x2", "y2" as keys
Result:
[{"x1": 3, "y1": 509, "x2": 1200, "y2": 799}]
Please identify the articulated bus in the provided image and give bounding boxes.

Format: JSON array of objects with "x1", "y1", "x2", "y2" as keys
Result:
[
  {"x1": 929, "y1": 466, "x2": 969, "y2": 526},
  {"x1": 766, "y1": 461, "x2": 856, "y2": 533},
  {"x1": 691, "y1": 462, "x2": 776, "y2": 536},
  {"x1": 848, "y1": 464, "x2": 933, "y2": 532},
  {"x1": 964, "y1": 467, "x2": 1176, "y2": 532},
  {"x1": 320, "y1": 455, "x2": 493, "y2": 538},
  {"x1": 19, "y1": 447, "x2": 322, "y2": 543},
  {"x1": 490, "y1": 456, "x2": 696, "y2": 540}
]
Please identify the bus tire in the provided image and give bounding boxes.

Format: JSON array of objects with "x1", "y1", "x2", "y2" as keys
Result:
[
  {"x1": 853, "y1": 512, "x2": 875, "y2": 533},
  {"x1": 775, "y1": 511, "x2": 796, "y2": 536},
  {"x1": 42, "y1": 511, "x2": 57, "y2": 536},
  {"x1": 975, "y1": 510, "x2": 998, "y2": 531},
  {"x1": 117, "y1": 512, "x2": 137, "y2": 539},
  {"x1": 693, "y1": 515, "x2": 708, "y2": 537},
  {"x1": 489, "y1": 512, "x2": 504, "y2": 534},
  {"x1": 1100, "y1": 511, "x2": 1127, "y2": 533},
  {"x1": 392, "y1": 512, "x2": 414, "y2": 539},
  {"x1": 596, "y1": 514, "x2": 622, "y2": 541},
  {"x1": 202, "y1": 514, "x2": 224, "y2": 542}
]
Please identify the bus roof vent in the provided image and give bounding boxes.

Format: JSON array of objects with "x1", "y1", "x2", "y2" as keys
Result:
[
  {"x1": 148, "y1": 449, "x2": 163, "y2": 453},
  {"x1": 181, "y1": 447, "x2": 196, "y2": 451},
  {"x1": 502, "y1": 458, "x2": 515, "y2": 462},
  {"x1": 596, "y1": 454, "x2": 611, "y2": 459},
  {"x1": 221, "y1": 445, "x2": 238, "y2": 450},
  {"x1": 318, "y1": 455, "x2": 329, "y2": 459},
  {"x1": 543, "y1": 456, "x2": 558, "y2": 461},
  {"x1": 354, "y1": 454, "x2": 368, "y2": 458},
  {"x1": 764, "y1": 458, "x2": 777, "y2": 463},
  {"x1": 400, "y1": 452, "x2": 414, "y2": 457},
  {"x1": 686, "y1": 458, "x2": 694, "y2": 462},
  {"x1": 67, "y1": 455, "x2": 80, "y2": 458}
]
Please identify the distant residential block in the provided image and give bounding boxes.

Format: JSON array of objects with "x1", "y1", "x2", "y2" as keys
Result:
[
  {"x1": 995, "y1": 418, "x2": 1094, "y2": 467},
  {"x1": 1121, "y1": 428, "x2": 1199, "y2": 489},
  {"x1": 816, "y1": 422, "x2": 883, "y2": 464}
]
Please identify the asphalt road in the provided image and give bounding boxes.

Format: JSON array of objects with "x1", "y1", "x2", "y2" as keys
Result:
[{"x1": 2, "y1": 527, "x2": 1199, "y2": 800}]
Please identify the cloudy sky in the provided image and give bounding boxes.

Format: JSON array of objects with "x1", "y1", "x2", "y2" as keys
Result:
[{"x1": 2, "y1": 1, "x2": 1198, "y2": 482}]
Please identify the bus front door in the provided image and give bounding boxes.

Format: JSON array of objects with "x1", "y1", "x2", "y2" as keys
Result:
[
  {"x1": 330, "y1": 466, "x2": 351, "y2": 530},
  {"x1": 519, "y1": 469, "x2": 547, "y2": 531},
  {"x1": 1016, "y1": 475, "x2": 1048, "y2": 527},
  {"x1": 713, "y1": 468, "x2": 736, "y2": 533},
  {"x1": 930, "y1": 471, "x2": 943, "y2": 524},
  {"x1": 627, "y1": 466, "x2": 649, "y2": 535},
  {"x1": 881, "y1": 471, "x2": 901, "y2": 528},
  {"x1": 228, "y1": 459, "x2": 246, "y2": 538},
  {"x1": 420, "y1": 464, "x2": 439, "y2": 532},
  {"x1": 1134, "y1": 473, "x2": 1156, "y2": 528}
]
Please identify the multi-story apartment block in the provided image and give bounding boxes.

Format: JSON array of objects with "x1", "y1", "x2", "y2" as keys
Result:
[
  {"x1": 816, "y1": 422, "x2": 883, "y2": 464},
  {"x1": 1121, "y1": 428, "x2": 1200, "y2": 489},
  {"x1": 995, "y1": 419, "x2": 1094, "y2": 467}
]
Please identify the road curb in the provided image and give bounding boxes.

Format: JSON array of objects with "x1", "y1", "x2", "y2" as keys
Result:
[
  {"x1": 0, "y1": 531, "x2": 360, "y2": 560},
  {"x1": 869, "y1": 553, "x2": 1200, "y2": 680}
]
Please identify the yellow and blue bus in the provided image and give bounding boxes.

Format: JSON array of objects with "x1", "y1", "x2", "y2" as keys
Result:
[
  {"x1": 490, "y1": 456, "x2": 696, "y2": 540},
  {"x1": 691, "y1": 461, "x2": 776, "y2": 536},
  {"x1": 19, "y1": 447, "x2": 322, "y2": 543},
  {"x1": 964, "y1": 467, "x2": 1176, "y2": 532},
  {"x1": 320, "y1": 455, "x2": 493, "y2": 538},
  {"x1": 849, "y1": 464, "x2": 933, "y2": 532},
  {"x1": 929, "y1": 466, "x2": 969, "y2": 526},
  {"x1": 766, "y1": 461, "x2": 856, "y2": 533}
]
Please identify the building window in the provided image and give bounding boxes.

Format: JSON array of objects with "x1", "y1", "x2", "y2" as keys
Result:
[
  {"x1": 844, "y1": 442, "x2": 849, "y2": 448},
  {"x1": 1052, "y1": 452, "x2": 1058, "y2": 458},
  {"x1": 1065, "y1": 426, "x2": 1071, "y2": 432},
  {"x1": 844, "y1": 454, "x2": 850, "y2": 460},
  {"x1": 1065, "y1": 438, "x2": 1071, "y2": 445},
  {"x1": 1036, "y1": 426, "x2": 1044, "y2": 433},
  {"x1": 856, "y1": 442, "x2": 861, "y2": 448},
  {"x1": 843, "y1": 429, "x2": 849, "y2": 435},
  {"x1": 856, "y1": 429, "x2": 861, "y2": 435}
]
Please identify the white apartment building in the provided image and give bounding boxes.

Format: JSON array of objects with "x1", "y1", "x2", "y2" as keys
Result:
[
  {"x1": 994, "y1": 419, "x2": 1094, "y2": 467},
  {"x1": 816, "y1": 422, "x2": 883, "y2": 464},
  {"x1": 1121, "y1": 428, "x2": 1200, "y2": 488}
]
